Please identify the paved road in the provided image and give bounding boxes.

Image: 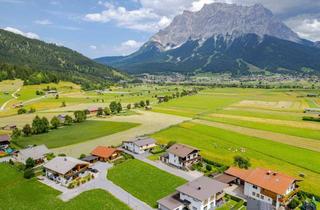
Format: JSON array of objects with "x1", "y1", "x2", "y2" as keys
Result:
[
  {"x1": 124, "y1": 150, "x2": 203, "y2": 181},
  {"x1": 52, "y1": 111, "x2": 190, "y2": 157},
  {"x1": 53, "y1": 162, "x2": 154, "y2": 210}
]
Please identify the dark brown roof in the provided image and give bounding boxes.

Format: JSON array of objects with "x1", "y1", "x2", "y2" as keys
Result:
[
  {"x1": 176, "y1": 176, "x2": 227, "y2": 201},
  {"x1": 167, "y1": 143, "x2": 199, "y2": 158},
  {"x1": 213, "y1": 174, "x2": 237, "y2": 184},
  {"x1": 0, "y1": 134, "x2": 10, "y2": 142}
]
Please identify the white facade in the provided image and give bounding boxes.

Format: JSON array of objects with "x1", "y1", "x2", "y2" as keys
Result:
[
  {"x1": 244, "y1": 182, "x2": 296, "y2": 209},
  {"x1": 167, "y1": 151, "x2": 199, "y2": 168},
  {"x1": 179, "y1": 192, "x2": 217, "y2": 210},
  {"x1": 123, "y1": 142, "x2": 156, "y2": 154},
  {"x1": 45, "y1": 169, "x2": 90, "y2": 187}
]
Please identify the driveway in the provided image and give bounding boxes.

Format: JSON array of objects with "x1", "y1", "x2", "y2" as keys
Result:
[
  {"x1": 0, "y1": 156, "x2": 11, "y2": 163},
  {"x1": 42, "y1": 162, "x2": 155, "y2": 210},
  {"x1": 123, "y1": 150, "x2": 203, "y2": 181}
]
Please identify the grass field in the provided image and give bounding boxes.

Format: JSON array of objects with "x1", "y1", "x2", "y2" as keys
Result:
[
  {"x1": 0, "y1": 163, "x2": 131, "y2": 210},
  {"x1": 13, "y1": 120, "x2": 139, "y2": 148},
  {"x1": 152, "y1": 121, "x2": 320, "y2": 195},
  {"x1": 107, "y1": 159, "x2": 187, "y2": 207}
]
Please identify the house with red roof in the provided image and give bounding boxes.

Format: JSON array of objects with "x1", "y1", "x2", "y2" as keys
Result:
[
  {"x1": 225, "y1": 167, "x2": 300, "y2": 209},
  {"x1": 90, "y1": 146, "x2": 121, "y2": 162}
]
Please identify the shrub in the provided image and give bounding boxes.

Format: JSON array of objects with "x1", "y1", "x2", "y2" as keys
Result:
[
  {"x1": 288, "y1": 198, "x2": 300, "y2": 209},
  {"x1": 29, "y1": 107, "x2": 36, "y2": 113},
  {"x1": 58, "y1": 153, "x2": 66, "y2": 157},
  {"x1": 24, "y1": 168, "x2": 35, "y2": 179},
  {"x1": 206, "y1": 164, "x2": 212, "y2": 171},
  {"x1": 50, "y1": 116, "x2": 60, "y2": 129},
  {"x1": 302, "y1": 116, "x2": 320, "y2": 122},
  {"x1": 25, "y1": 157, "x2": 35, "y2": 168},
  {"x1": 17, "y1": 108, "x2": 27, "y2": 115},
  {"x1": 79, "y1": 154, "x2": 86, "y2": 159},
  {"x1": 234, "y1": 155, "x2": 251, "y2": 169}
]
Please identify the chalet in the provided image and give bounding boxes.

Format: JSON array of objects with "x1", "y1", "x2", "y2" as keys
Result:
[
  {"x1": 225, "y1": 167, "x2": 299, "y2": 209},
  {"x1": 161, "y1": 143, "x2": 201, "y2": 170},
  {"x1": 46, "y1": 90, "x2": 58, "y2": 95},
  {"x1": 306, "y1": 93, "x2": 318, "y2": 97},
  {"x1": 157, "y1": 176, "x2": 227, "y2": 210},
  {"x1": 91, "y1": 146, "x2": 121, "y2": 162},
  {"x1": 1, "y1": 124, "x2": 17, "y2": 130},
  {"x1": 304, "y1": 108, "x2": 320, "y2": 114},
  {"x1": 43, "y1": 156, "x2": 90, "y2": 186},
  {"x1": 0, "y1": 134, "x2": 11, "y2": 149},
  {"x1": 14, "y1": 145, "x2": 50, "y2": 165},
  {"x1": 157, "y1": 96, "x2": 166, "y2": 103},
  {"x1": 122, "y1": 136, "x2": 156, "y2": 154}
]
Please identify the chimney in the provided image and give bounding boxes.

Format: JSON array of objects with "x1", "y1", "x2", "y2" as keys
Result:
[
  {"x1": 266, "y1": 170, "x2": 272, "y2": 175},
  {"x1": 198, "y1": 187, "x2": 201, "y2": 190}
]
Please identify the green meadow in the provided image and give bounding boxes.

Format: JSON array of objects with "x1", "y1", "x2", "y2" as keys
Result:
[
  {"x1": 0, "y1": 164, "x2": 131, "y2": 210},
  {"x1": 13, "y1": 120, "x2": 139, "y2": 148},
  {"x1": 152, "y1": 121, "x2": 320, "y2": 195},
  {"x1": 107, "y1": 159, "x2": 187, "y2": 208}
]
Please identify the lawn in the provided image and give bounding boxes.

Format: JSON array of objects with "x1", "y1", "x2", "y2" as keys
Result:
[
  {"x1": 0, "y1": 163, "x2": 131, "y2": 210},
  {"x1": 107, "y1": 159, "x2": 187, "y2": 207},
  {"x1": 151, "y1": 122, "x2": 320, "y2": 195},
  {"x1": 13, "y1": 120, "x2": 139, "y2": 148}
]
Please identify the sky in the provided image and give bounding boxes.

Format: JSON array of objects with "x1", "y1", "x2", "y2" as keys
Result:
[{"x1": 0, "y1": 0, "x2": 319, "y2": 58}]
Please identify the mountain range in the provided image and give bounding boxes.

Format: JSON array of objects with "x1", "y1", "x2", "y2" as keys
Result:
[
  {"x1": 0, "y1": 29, "x2": 127, "y2": 89},
  {"x1": 95, "y1": 3, "x2": 320, "y2": 75}
]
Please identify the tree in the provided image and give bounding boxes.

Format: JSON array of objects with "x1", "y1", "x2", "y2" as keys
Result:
[
  {"x1": 97, "y1": 107, "x2": 104, "y2": 116},
  {"x1": 146, "y1": 100, "x2": 150, "y2": 106},
  {"x1": 23, "y1": 168, "x2": 35, "y2": 179},
  {"x1": 104, "y1": 107, "x2": 111, "y2": 115},
  {"x1": 134, "y1": 102, "x2": 140, "y2": 108},
  {"x1": 32, "y1": 116, "x2": 49, "y2": 134},
  {"x1": 55, "y1": 94, "x2": 59, "y2": 99},
  {"x1": 109, "y1": 101, "x2": 118, "y2": 113},
  {"x1": 139, "y1": 100, "x2": 145, "y2": 107},
  {"x1": 11, "y1": 128, "x2": 21, "y2": 139},
  {"x1": 22, "y1": 124, "x2": 32, "y2": 136},
  {"x1": 17, "y1": 108, "x2": 27, "y2": 115},
  {"x1": 61, "y1": 101, "x2": 66, "y2": 107},
  {"x1": 64, "y1": 115, "x2": 73, "y2": 125},
  {"x1": 288, "y1": 198, "x2": 300, "y2": 209},
  {"x1": 79, "y1": 154, "x2": 86, "y2": 159},
  {"x1": 233, "y1": 156, "x2": 251, "y2": 169},
  {"x1": 74, "y1": 110, "x2": 86, "y2": 123},
  {"x1": 206, "y1": 164, "x2": 212, "y2": 171},
  {"x1": 25, "y1": 157, "x2": 35, "y2": 168},
  {"x1": 50, "y1": 116, "x2": 60, "y2": 129},
  {"x1": 29, "y1": 107, "x2": 36, "y2": 113},
  {"x1": 126, "y1": 104, "x2": 131, "y2": 110},
  {"x1": 116, "y1": 102, "x2": 122, "y2": 113}
]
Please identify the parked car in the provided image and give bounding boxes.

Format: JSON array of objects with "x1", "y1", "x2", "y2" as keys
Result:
[{"x1": 88, "y1": 168, "x2": 98, "y2": 173}]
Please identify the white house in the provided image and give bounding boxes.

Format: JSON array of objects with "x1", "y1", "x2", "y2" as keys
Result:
[
  {"x1": 122, "y1": 136, "x2": 156, "y2": 154},
  {"x1": 14, "y1": 145, "x2": 51, "y2": 165},
  {"x1": 157, "y1": 176, "x2": 227, "y2": 210},
  {"x1": 161, "y1": 143, "x2": 200, "y2": 169},
  {"x1": 225, "y1": 167, "x2": 299, "y2": 209},
  {"x1": 43, "y1": 156, "x2": 90, "y2": 187}
]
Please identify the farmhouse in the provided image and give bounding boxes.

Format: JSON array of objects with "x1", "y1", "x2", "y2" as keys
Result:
[
  {"x1": 304, "y1": 108, "x2": 320, "y2": 114},
  {"x1": 0, "y1": 134, "x2": 11, "y2": 149},
  {"x1": 122, "y1": 136, "x2": 156, "y2": 154},
  {"x1": 157, "y1": 176, "x2": 227, "y2": 210},
  {"x1": 1, "y1": 124, "x2": 17, "y2": 130},
  {"x1": 161, "y1": 143, "x2": 201, "y2": 170},
  {"x1": 43, "y1": 156, "x2": 90, "y2": 186},
  {"x1": 91, "y1": 146, "x2": 121, "y2": 162},
  {"x1": 14, "y1": 145, "x2": 50, "y2": 165},
  {"x1": 225, "y1": 167, "x2": 299, "y2": 209}
]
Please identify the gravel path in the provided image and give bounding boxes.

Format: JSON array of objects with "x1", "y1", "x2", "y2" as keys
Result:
[{"x1": 52, "y1": 111, "x2": 190, "y2": 157}]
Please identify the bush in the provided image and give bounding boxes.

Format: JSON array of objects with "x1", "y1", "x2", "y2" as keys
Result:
[
  {"x1": 50, "y1": 116, "x2": 60, "y2": 129},
  {"x1": 234, "y1": 155, "x2": 251, "y2": 169},
  {"x1": 288, "y1": 198, "x2": 300, "y2": 209},
  {"x1": 17, "y1": 108, "x2": 27, "y2": 115},
  {"x1": 58, "y1": 153, "x2": 66, "y2": 157},
  {"x1": 166, "y1": 141, "x2": 176, "y2": 149},
  {"x1": 24, "y1": 168, "x2": 35, "y2": 179},
  {"x1": 29, "y1": 107, "x2": 36, "y2": 113},
  {"x1": 79, "y1": 154, "x2": 86, "y2": 159},
  {"x1": 302, "y1": 116, "x2": 320, "y2": 122},
  {"x1": 25, "y1": 157, "x2": 35, "y2": 168},
  {"x1": 206, "y1": 164, "x2": 212, "y2": 171}
]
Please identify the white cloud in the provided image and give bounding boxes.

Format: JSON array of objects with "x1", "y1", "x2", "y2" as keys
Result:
[
  {"x1": 89, "y1": 45, "x2": 97, "y2": 50},
  {"x1": 286, "y1": 16, "x2": 320, "y2": 41},
  {"x1": 3, "y1": 27, "x2": 39, "y2": 39},
  {"x1": 116, "y1": 40, "x2": 143, "y2": 55},
  {"x1": 34, "y1": 19, "x2": 52, "y2": 25}
]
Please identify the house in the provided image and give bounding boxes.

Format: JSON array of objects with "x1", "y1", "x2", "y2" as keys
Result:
[
  {"x1": 304, "y1": 108, "x2": 320, "y2": 114},
  {"x1": 161, "y1": 143, "x2": 201, "y2": 170},
  {"x1": 1, "y1": 124, "x2": 17, "y2": 130},
  {"x1": 0, "y1": 134, "x2": 11, "y2": 149},
  {"x1": 122, "y1": 136, "x2": 156, "y2": 154},
  {"x1": 57, "y1": 114, "x2": 66, "y2": 124},
  {"x1": 225, "y1": 167, "x2": 299, "y2": 209},
  {"x1": 157, "y1": 176, "x2": 228, "y2": 210},
  {"x1": 91, "y1": 146, "x2": 121, "y2": 162},
  {"x1": 14, "y1": 145, "x2": 51, "y2": 165},
  {"x1": 306, "y1": 93, "x2": 318, "y2": 97},
  {"x1": 46, "y1": 90, "x2": 58, "y2": 95},
  {"x1": 43, "y1": 156, "x2": 90, "y2": 186}
]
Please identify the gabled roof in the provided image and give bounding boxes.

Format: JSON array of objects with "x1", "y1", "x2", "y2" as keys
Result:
[
  {"x1": 44, "y1": 156, "x2": 88, "y2": 175},
  {"x1": 176, "y1": 176, "x2": 227, "y2": 201},
  {"x1": 0, "y1": 134, "x2": 10, "y2": 142},
  {"x1": 225, "y1": 167, "x2": 297, "y2": 195},
  {"x1": 91, "y1": 146, "x2": 119, "y2": 159},
  {"x1": 18, "y1": 145, "x2": 50, "y2": 161},
  {"x1": 167, "y1": 143, "x2": 199, "y2": 158},
  {"x1": 124, "y1": 136, "x2": 156, "y2": 147}
]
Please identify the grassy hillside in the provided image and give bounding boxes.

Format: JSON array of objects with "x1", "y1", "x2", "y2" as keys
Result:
[{"x1": 0, "y1": 29, "x2": 127, "y2": 89}]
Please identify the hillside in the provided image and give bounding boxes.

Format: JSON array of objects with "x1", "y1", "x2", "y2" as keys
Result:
[
  {"x1": 0, "y1": 29, "x2": 127, "y2": 89},
  {"x1": 96, "y1": 3, "x2": 320, "y2": 75}
]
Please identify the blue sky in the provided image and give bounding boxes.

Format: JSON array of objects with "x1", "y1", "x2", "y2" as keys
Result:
[{"x1": 1, "y1": 0, "x2": 319, "y2": 58}]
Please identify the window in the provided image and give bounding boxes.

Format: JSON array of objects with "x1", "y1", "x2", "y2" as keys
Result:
[
  {"x1": 252, "y1": 192, "x2": 256, "y2": 196},
  {"x1": 261, "y1": 195, "x2": 264, "y2": 199},
  {"x1": 253, "y1": 185, "x2": 258, "y2": 189}
]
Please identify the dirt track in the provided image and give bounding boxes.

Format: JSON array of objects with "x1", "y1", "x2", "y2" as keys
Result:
[
  {"x1": 52, "y1": 111, "x2": 190, "y2": 157},
  {"x1": 193, "y1": 119, "x2": 320, "y2": 152}
]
